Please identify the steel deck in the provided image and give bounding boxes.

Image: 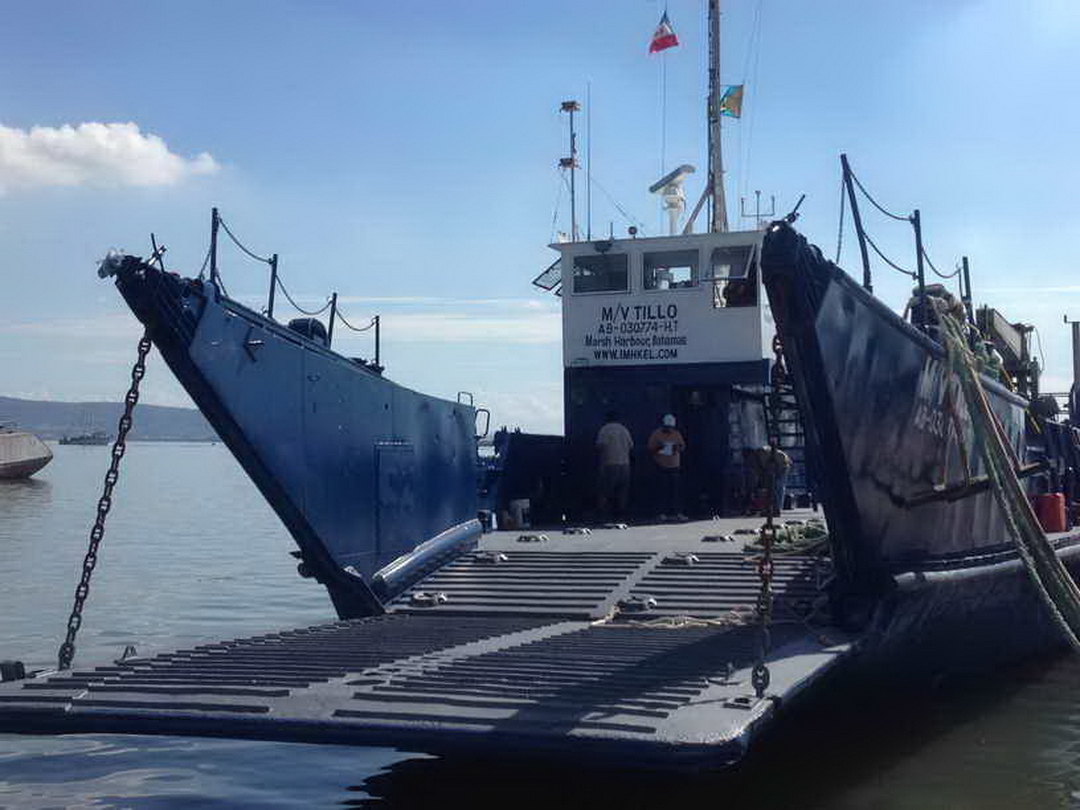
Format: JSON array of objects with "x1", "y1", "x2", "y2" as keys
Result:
[{"x1": 0, "y1": 512, "x2": 854, "y2": 769}]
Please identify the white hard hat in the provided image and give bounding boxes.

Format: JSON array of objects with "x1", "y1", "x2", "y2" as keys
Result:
[{"x1": 662, "y1": 414, "x2": 676, "y2": 427}]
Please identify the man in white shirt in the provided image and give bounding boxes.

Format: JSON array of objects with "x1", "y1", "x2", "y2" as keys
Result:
[{"x1": 595, "y1": 411, "x2": 633, "y2": 521}]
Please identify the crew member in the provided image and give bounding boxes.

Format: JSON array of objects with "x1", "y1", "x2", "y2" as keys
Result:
[
  {"x1": 648, "y1": 414, "x2": 687, "y2": 521},
  {"x1": 595, "y1": 411, "x2": 633, "y2": 521},
  {"x1": 759, "y1": 445, "x2": 792, "y2": 516}
]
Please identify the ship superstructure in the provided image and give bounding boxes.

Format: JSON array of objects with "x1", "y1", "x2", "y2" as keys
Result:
[{"x1": 550, "y1": 228, "x2": 775, "y2": 517}]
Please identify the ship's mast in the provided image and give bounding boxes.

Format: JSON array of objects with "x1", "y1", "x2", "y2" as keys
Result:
[{"x1": 708, "y1": 0, "x2": 728, "y2": 233}]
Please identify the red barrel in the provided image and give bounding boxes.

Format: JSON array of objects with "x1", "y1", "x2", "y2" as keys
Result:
[{"x1": 1034, "y1": 493, "x2": 1067, "y2": 533}]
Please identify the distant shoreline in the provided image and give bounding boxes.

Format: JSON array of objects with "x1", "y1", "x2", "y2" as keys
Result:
[
  {"x1": 1, "y1": 395, "x2": 216, "y2": 443},
  {"x1": 41, "y1": 437, "x2": 219, "y2": 444}
]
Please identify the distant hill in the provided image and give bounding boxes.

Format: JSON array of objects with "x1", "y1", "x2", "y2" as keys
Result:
[{"x1": 0, "y1": 396, "x2": 217, "y2": 442}]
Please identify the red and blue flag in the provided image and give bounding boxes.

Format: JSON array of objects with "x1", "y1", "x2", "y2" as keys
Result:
[{"x1": 649, "y1": 11, "x2": 679, "y2": 54}]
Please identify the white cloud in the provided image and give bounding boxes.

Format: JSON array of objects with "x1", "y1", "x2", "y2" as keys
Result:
[{"x1": 0, "y1": 122, "x2": 218, "y2": 191}]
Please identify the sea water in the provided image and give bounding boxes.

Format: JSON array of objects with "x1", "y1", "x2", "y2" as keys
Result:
[{"x1": 2, "y1": 442, "x2": 1080, "y2": 808}]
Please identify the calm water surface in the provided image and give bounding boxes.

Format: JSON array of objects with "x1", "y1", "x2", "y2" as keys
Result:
[{"x1": 2, "y1": 442, "x2": 1080, "y2": 808}]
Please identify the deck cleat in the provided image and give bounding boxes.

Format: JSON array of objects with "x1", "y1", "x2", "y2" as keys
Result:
[
  {"x1": 562, "y1": 527, "x2": 592, "y2": 535},
  {"x1": 701, "y1": 534, "x2": 735, "y2": 543},
  {"x1": 409, "y1": 591, "x2": 449, "y2": 608},
  {"x1": 616, "y1": 595, "x2": 658, "y2": 614},
  {"x1": 474, "y1": 551, "x2": 509, "y2": 565},
  {"x1": 517, "y1": 533, "x2": 549, "y2": 543}
]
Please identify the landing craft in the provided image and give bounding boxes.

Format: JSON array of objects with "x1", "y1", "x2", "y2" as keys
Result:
[{"x1": 4, "y1": 0, "x2": 1080, "y2": 774}]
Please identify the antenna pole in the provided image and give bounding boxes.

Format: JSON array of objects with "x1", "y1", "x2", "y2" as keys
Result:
[
  {"x1": 708, "y1": 0, "x2": 728, "y2": 232},
  {"x1": 840, "y1": 154, "x2": 872, "y2": 293},
  {"x1": 586, "y1": 83, "x2": 592, "y2": 240},
  {"x1": 560, "y1": 100, "x2": 581, "y2": 241}
]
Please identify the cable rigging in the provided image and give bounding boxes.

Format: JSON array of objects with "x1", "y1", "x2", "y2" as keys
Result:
[
  {"x1": 218, "y1": 216, "x2": 273, "y2": 265},
  {"x1": 921, "y1": 247, "x2": 961, "y2": 280},
  {"x1": 335, "y1": 310, "x2": 377, "y2": 333},
  {"x1": 275, "y1": 276, "x2": 332, "y2": 317},
  {"x1": 590, "y1": 174, "x2": 648, "y2": 234},
  {"x1": 848, "y1": 169, "x2": 910, "y2": 223},
  {"x1": 862, "y1": 229, "x2": 916, "y2": 280}
]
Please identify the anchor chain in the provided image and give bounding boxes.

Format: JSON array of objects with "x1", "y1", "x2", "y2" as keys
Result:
[
  {"x1": 57, "y1": 328, "x2": 152, "y2": 671},
  {"x1": 752, "y1": 448, "x2": 778, "y2": 698}
]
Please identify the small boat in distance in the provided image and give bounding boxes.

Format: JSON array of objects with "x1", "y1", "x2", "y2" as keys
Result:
[
  {"x1": 0, "y1": 423, "x2": 53, "y2": 479},
  {"x1": 59, "y1": 430, "x2": 110, "y2": 446}
]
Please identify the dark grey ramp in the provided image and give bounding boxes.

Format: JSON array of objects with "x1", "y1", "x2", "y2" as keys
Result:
[
  {"x1": 0, "y1": 611, "x2": 854, "y2": 771},
  {"x1": 392, "y1": 550, "x2": 659, "y2": 618},
  {"x1": 0, "y1": 614, "x2": 555, "y2": 717},
  {"x1": 628, "y1": 552, "x2": 828, "y2": 618}
]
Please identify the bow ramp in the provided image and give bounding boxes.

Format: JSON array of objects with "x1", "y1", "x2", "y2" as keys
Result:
[{"x1": 0, "y1": 514, "x2": 854, "y2": 771}]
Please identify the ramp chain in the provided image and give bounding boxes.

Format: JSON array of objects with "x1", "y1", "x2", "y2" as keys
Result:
[
  {"x1": 57, "y1": 328, "x2": 152, "y2": 671},
  {"x1": 752, "y1": 449, "x2": 779, "y2": 698}
]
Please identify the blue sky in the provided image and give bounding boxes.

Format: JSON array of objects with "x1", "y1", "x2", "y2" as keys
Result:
[{"x1": 2, "y1": 0, "x2": 1079, "y2": 433}]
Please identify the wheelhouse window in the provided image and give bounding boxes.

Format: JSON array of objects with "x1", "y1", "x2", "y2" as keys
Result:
[
  {"x1": 643, "y1": 250, "x2": 698, "y2": 291},
  {"x1": 708, "y1": 245, "x2": 757, "y2": 308},
  {"x1": 572, "y1": 253, "x2": 628, "y2": 294}
]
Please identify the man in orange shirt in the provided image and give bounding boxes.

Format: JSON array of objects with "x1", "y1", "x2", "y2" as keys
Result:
[{"x1": 647, "y1": 413, "x2": 687, "y2": 521}]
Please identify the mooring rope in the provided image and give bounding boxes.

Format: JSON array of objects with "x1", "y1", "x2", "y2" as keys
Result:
[{"x1": 936, "y1": 304, "x2": 1080, "y2": 651}]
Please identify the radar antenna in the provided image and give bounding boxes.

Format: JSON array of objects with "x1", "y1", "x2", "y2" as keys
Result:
[{"x1": 649, "y1": 164, "x2": 696, "y2": 236}]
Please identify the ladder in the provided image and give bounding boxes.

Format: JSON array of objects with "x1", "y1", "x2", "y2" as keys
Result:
[{"x1": 766, "y1": 372, "x2": 812, "y2": 506}]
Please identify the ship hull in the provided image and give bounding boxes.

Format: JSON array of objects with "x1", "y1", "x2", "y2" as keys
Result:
[
  {"x1": 110, "y1": 259, "x2": 479, "y2": 618},
  {"x1": 760, "y1": 223, "x2": 1029, "y2": 593},
  {"x1": 867, "y1": 538, "x2": 1080, "y2": 678},
  {"x1": 0, "y1": 433, "x2": 52, "y2": 479}
]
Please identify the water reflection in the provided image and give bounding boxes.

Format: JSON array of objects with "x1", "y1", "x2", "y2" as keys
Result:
[{"x1": 0, "y1": 477, "x2": 53, "y2": 517}]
